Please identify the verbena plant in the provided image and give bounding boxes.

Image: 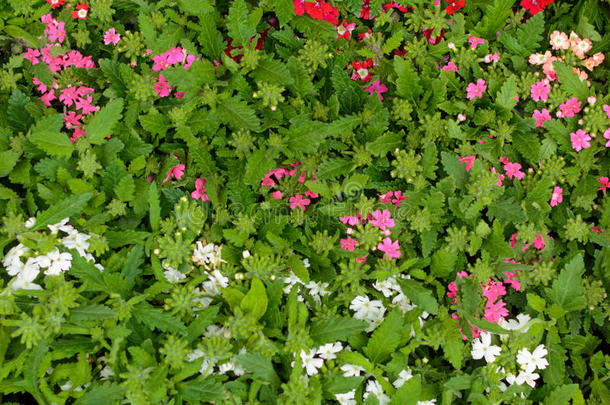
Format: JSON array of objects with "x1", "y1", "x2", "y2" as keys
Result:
[{"x1": 0, "y1": 0, "x2": 609, "y2": 404}]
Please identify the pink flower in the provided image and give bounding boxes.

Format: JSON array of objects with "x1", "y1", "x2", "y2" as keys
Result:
[
  {"x1": 550, "y1": 31, "x2": 570, "y2": 50},
  {"x1": 184, "y1": 54, "x2": 197, "y2": 70},
  {"x1": 532, "y1": 233, "x2": 546, "y2": 250},
  {"x1": 63, "y1": 111, "x2": 82, "y2": 129},
  {"x1": 45, "y1": 21, "x2": 66, "y2": 43},
  {"x1": 559, "y1": 97, "x2": 581, "y2": 118},
  {"x1": 484, "y1": 53, "x2": 500, "y2": 63},
  {"x1": 24, "y1": 48, "x2": 40, "y2": 64},
  {"x1": 340, "y1": 236, "x2": 358, "y2": 251},
  {"x1": 154, "y1": 74, "x2": 172, "y2": 97},
  {"x1": 598, "y1": 176, "x2": 610, "y2": 191},
  {"x1": 32, "y1": 77, "x2": 47, "y2": 93},
  {"x1": 261, "y1": 175, "x2": 276, "y2": 187},
  {"x1": 363, "y1": 80, "x2": 388, "y2": 101},
  {"x1": 191, "y1": 178, "x2": 210, "y2": 201},
  {"x1": 103, "y1": 28, "x2": 121, "y2": 46},
  {"x1": 503, "y1": 271, "x2": 520, "y2": 291},
  {"x1": 458, "y1": 155, "x2": 475, "y2": 172},
  {"x1": 355, "y1": 256, "x2": 367, "y2": 263},
  {"x1": 377, "y1": 237, "x2": 401, "y2": 260},
  {"x1": 289, "y1": 194, "x2": 311, "y2": 211},
  {"x1": 391, "y1": 190, "x2": 406, "y2": 207},
  {"x1": 468, "y1": 36, "x2": 485, "y2": 49},
  {"x1": 592, "y1": 226, "x2": 602, "y2": 234},
  {"x1": 379, "y1": 191, "x2": 393, "y2": 203},
  {"x1": 491, "y1": 167, "x2": 504, "y2": 187},
  {"x1": 532, "y1": 109, "x2": 551, "y2": 127},
  {"x1": 166, "y1": 47, "x2": 185, "y2": 65},
  {"x1": 603, "y1": 104, "x2": 610, "y2": 119},
  {"x1": 570, "y1": 129, "x2": 591, "y2": 151},
  {"x1": 504, "y1": 162, "x2": 525, "y2": 180},
  {"x1": 484, "y1": 299, "x2": 508, "y2": 323},
  {"x1": 75, "y1": 95, "x2": 99, "y2": 115},
  {"x1": 152, "y1": 54, "x2": 169, "y2": 71},
  {"x1": 70, "y1": 126, "x2": 86, "y2": 143},
  {"x1": 482, "y1": 280, "x2": 506, "y2": 304},
  {"x1": 370, "y1": 209, "x2": 395, "y2": 231},
  {"x1": 466, "y1": 79, "x2": 486, "y2": 100},
  {"x1": 442, "y1": 61, "x2": 458, "y2": 72},
  {"x1": 550, "y1": 186, "x2": 563, "y2": 207},
  {"x1": 41, "y1": 13, "x2": 54, "y2": 24},
  {"x1": 163, "y1": 163, "x2": 185, "y2": 183},
  {"x1": 305, "y1": 190, "x2": 319, "y2": 198},
  {"x1": 40, "y1": 90, "x2": 56, "y2": 107},
  {"x1": 603, "y1": 128, "x2": 610, "y2": 147},
  {"x1": 298, "y1": 172, "x2": 307, "y2": 183},
  {"x1": 340, "y1": 215, "x2": 359, "y2": 226},
  {"x1": 59, "y1": 86, "x2": 79, "y2": 107},
  {"x1": 530, "y1": 81, "x2": 550, "y2": 102},
  {"x1": 271, "y1": 191, "x2": 283, "y2": 199}
]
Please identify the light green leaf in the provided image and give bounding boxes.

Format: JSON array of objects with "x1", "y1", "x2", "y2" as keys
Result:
[
  {"x1": 550, "y1": 254, "x2": 586, "y2": 311},
  {"x1": 69, "y1": 304, "x2": 117, "y2": 322},
  {"x1": 149, "y1": 182, "x2": 161, "y2": 232},
  {"x1": 366, "y1": 132, "x2": 403, "y2": 156},
  {"x1": 217, "y1": 98, "x2": 260, "y2": 131},
  {"x1": 0, "y1": 151, "x2": 18, "y2": 177},
  {"x1": 133, "y1": 303, "x2": 187, "y2": 334},
  {"x1": 364, "y1": 308, "x2": 404, "y2": 364},
  {"x1": 85, "y1": 98, "x2": 124, "y2": 145},
  {"x1": 398, "y1": 278, "x2": 438, "y2": 315},
  {"x1": 554, "y1": 62, "x2": 589, "y2": 101},
  {"x1": 236, "y1": 353, "x2": 280, "y2": 385},
  {"x1": 241, "y1": 278, "x2": 268, "y2": 321},
  {"x1": 227, "y1": 0, "x2": 256, "y2": 47},
  {"x1": 310, "y1": 317, "x2": 368, "y2": 345},
  {"x1": 34, "y1": 193, "x2": 93, "y2": 231}
]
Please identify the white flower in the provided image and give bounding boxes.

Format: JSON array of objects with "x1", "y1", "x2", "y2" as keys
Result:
[
  {"x1": 100, "y1": 366, "x2": 114, "y2": 380},
  {"x1": 62, "y1": 231, "x2": 91, "y2": 257},
  {"x1": 202, "y1": 270, "x2": 229, "y2": 296},
  {"x1": 282, "y1": 271, "x2": 303, "y2": 293},
  {"x1": 39, "y1": 249, "x2": 72, "y2": 276},
  {"x1": 299, "y1": 349, "x2": 324, "y2": 376},
  {"x1": 306, "y1": 281, "x2": 331, "y2": 304},
  {"x1": 393, "y1": 293, "x2": 416, "y2": 313},
  {"x1": 350, "y1": 295, "x2": 386, "y2": 331},
  {"x1": 515, "y1": 370, "x2": 540, "y2": 388},
  {"x1": 48, "y1": 217, "x2": 74, "y2": 234},
  {"x1": 204, "y1": 324, "x2": 231, "y2": 338},
  {"x1": 373, "y1": 277, "x2": 401, "y2": 297},
  {"x1": 498, "y1": 313, "x2": 531, "y2": 333},
  {"x1": 187, "y1": 349, "x2": 204, "y2": 362},
  {"x1": 302, "y1": 258, "x2": 310, "y2": 268},
  {"x1": 471, "y1": 332, "x2": 502, "y2": 363},
  {"x1": 335, "y1": 390, "x2": 356, "y2": 405},
  {"x1": 317, "y1": 342, "x2": 342, "y2": 360},
  {"x1": 199, "y1": 358, "x2": 215, "y2": 376},
  {"x1": 340, "y1": 363, "x2": 364, "y2": 377},
  {"x1": 417, "y1": 401, "x2": 437, "y2": 405},
  {"x1": 516, "y1": 344, "x2": 548, "y2": 374},
  {"x1": 393, "y1": 368, "x2": 413, "y2": 388},
  {"x1": 192, "y1": 241, "x2": 225, "y2": 269},
  {"x1": 364, "y1": 380, "x2": 390, "y2": 405},
  {"x1": 3, "y1": 243, "x2": 30, "y2": 275},
  {"x1": 24, "y1": 217, "x2": 36, "y2": 229},
  {"x1": 164, "y1": 267, "x2": 186, "y2": 283},
  {"x1": 10, "y1": 259, "x2": 41, "y2": 290}
]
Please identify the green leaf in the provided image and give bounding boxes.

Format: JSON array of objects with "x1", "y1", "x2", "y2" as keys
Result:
[
  {"x1": 85, "y1": 98, "x2": 124, "y2": 145},
  {"x1": 115, "y1": 175, "x2": 135, "y2": 202},
  {"x1": 364, "y1": 308, "x2": 404, "y2": 364},
  {"x1": 430, "y1": 248, "x2": 457, "y2": 278},
  {"x1": 70, "y1": 254, "x2": 110, "y2": 293},
  {"x1": 366, "y1": 132, "x2": 404, "y2": 156},
  {"x1": 8, "y1": 89, "x2": 33, "y2": 132},
  {"x1": 21, "y1": 341, "x2": 48, "y2": 404},
  {"x1": 394, "y1": 56, "x2": 422, "y2": 100},
  {"x1": 251, "y1": 56, "x2": 293, "y2": 85},
  {"x1": 441, "y1": 151, "x2": 467, "y2": 189},
  {"x1": 69, "y1": 304, "x2": 117, "y2": 322},
  {"x1": 0, "y1": 151, "x2": 18, "y2": 177},
  {"x1": 474, "y1": 0, "x2": 513, "y2": 39},
  {"x1": 398, "y1": 278, "x2": 438, "y2": 315},
  {"x1": 464, "y1": 314, "x2": 512, "y2": 335},
  {"x1": 244, "y1": 149, "x2": 274, "y2": 186},
  {"x1": 310, "y1": 317, "x2": 368, "y2": 345},
  {"x1": 513, "y1": 132, "x2": 540, "y2": 163},
  {"x1": 241, "y1": 278, "x2": 268, "y2": 321},
  {"x1": 3, "y1": 25, "x2": 39, "y2": 48},
  {"x1": 33, "y1": 193, "x2": 93, "y2": 231},
  {"x1": 527, "y1": 293, "x2": 546, "y2": 313},
  {"x1": 544, "y1": 384, "x2": 579, "y2": 405},
  {"x1": 317, "y1": 158, "x2": 355, "y2": 180},
  {"x1": 74, "y1": 382, "x2": 124, "y2": 405},
  {"x1": 495, "y1": 75, "x2": 517, "y2": 111},
  {"x1": 487, "y1": 197, "x2": 527, "y2": 224},
  {"x1": 382, "y1": 31, "x2": 404, "y2": 54},
  {"x1": 198, "y1": 11, "x2": 225, "y2": 59},
  {"x1": 227, "y1": 0, "x2": 256, "y2": 47},
  {"x1": 217, "y1": 98, "x2": 260, "y2": 131},
  {"x1": 176, "y1": 376, "x2": 224, "y2": 402},
  {"x1": 139, "y1": 112, "x2": 171, "y2": 136},
  {"x1": 149, "y1": 182, "x2": 161, "y2": 232},
  {"x1": 236, "y1": 353, "x2": 280, "y2": 385},
  {"x1": 389, "y1": 374, "x2": 421, "y2": 405},
  {"x1": 121, "y1": 245, "x2": 144, "y2": 288},
  {"x1": 554, "y1": 62, "x2": 589, "y2": 101},
  {"x1": 133, "y1": 303, "x2": 187, "y2": 334},
  {"x1": 550, "y1": 254, "x2": 586, "y2": 311}
]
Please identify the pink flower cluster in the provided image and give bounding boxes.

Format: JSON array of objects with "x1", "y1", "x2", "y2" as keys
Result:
[
  {"x1": 499, "y1": 157, "x2": 525, "y2": 181},
  {"x1": 152, "y1": 47, "x2": 198, "y2": 72},
  {"x1": 337, "y1": 208, "x2": 401, "y2": 261},
  {"x1": 191, "y1": 178, "x2": 210, "y2": 202},
  {"x1": 261, "y1": 163, "x2": 319, "y2": 212},
  {"x1": 509, "y1": 232, "x2": 548, "y2": 252},
  {"x1": 378, "y1": 190, "x2": 406, "y2": 208},
  {"x1": 466, "y1": 79, "x2": 486, "y2": 100}
]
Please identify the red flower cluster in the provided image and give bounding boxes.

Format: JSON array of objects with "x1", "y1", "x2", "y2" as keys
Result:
[
  {"x1": 382, "y1": 2, "x2": 410, "y2": 12},
  {"x1": 46, "y1": 0, "x2": 65, "y2": 9},
  {"x1": 521, "y1": 0, "x2": 554, "y2": 15},
  {"x1": 294, "y1": 1, "x2": 339, "y2": 26},
  {"x1": 351, "y1": 59, "x2": 374, "y2": 81},
  {"x1": 445, "y1": 1, "x2": 465, "y2": 15}
]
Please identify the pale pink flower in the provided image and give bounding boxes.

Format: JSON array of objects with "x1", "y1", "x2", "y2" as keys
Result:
[
  {"x1": 484, "y1": 53, "x2": 499, "y2": 63},
  {"x1": 604, "y1": 128, "x2": 610, "y2": 147},
  {"x1": 466, "y1": 79, "x2": 486, "y2": 100},
  {"x1": 550, "y1": 186, "x2": 563, "y2": 207},
  {"x1": 370, "y1": 209, "x2": 395, "y2": 231},
  {"x1": 103, "y1": 28, "x2": 121, "y2": 46},
  {"x1": 550, "y1": 31, "x2": 570, "y2": 50},
  {"x1": 570, "y1": 129, "x2": 591, "y2": 151},
  {"x1": 572, "y1": 38, "x2": 592, "y2": 59},
  {"x1": 340, "y1": 215, "x2": 359, "y2": 226},
  {"x1": 377, "y1": 238, "x2": 401, "y2": 260},
  {"x1": 528, "y1": 53, "x2": 546, "y2": 65}
]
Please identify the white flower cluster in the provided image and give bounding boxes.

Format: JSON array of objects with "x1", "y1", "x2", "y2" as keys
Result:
[
  {"x1": 471, "y1": 332, "x2": 502, "y2": 363},
  {"x1": 282, "y1": 264, "x2": 331, "y2": 306},
  {"x1": 192, "y1": 240, "x2": 226, "y2": 270},
  {"x1": 2, "y1": 217, "x2": 102, "y2": 291},
  {"x1": 186, "y1": 325, "x2": 244, "y2": 376},
  {"x1": 349, "y1": 295, "x2": 386, "y2": 332},
  {"x1": 291, "y1": 342, "x2": 343, "y2": 376},
  {"x1": 509, "y1": 344, "x2": 549, "y2": 388},
  {"x1": 335, "y1": 371, "x2": 435, "y2": 405}
]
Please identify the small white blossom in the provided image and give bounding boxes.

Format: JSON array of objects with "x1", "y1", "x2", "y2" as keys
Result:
[
  {"x1": 516, "y1": 344, "x2": 548, "y2": 374},
  {"x1": 393, "y1": 368, "x2": 413, "y2": 388},
  {"x1": 350, "y1": 295, "x2": 386, "y2": 331},
  {"x1": 335, "y1": 390, "x2": 356, "y2": 405},
  {"x1": 202, "y1": 270, "x2": 229, "y2": 296},
  {"x1": 299, "y1": 349, "x2": 324, "y2": 376},
  {"x1": 48, "y1": 217, "x2": 75, "y2": 234},
  {"x1": 62, "y1": 231, "x2": 91, "y2": 257},
  {"x1": 282, "y1": 271, "x2": 303, "y2": 293},
  {"x1": 317, "y1": 342, "x2": 342, "y2": 360},
  {"x1": 100, "y1": 366, "x2": 114, "y2": 380},
  {"x1": 340, "y1": 363, "x2": 364, "y2": 377},
  {"x1": 37, "y1": 249, "x2": 72, "y2": 276},
  {"x1": 498, "y1": 313, "x2": 531, "y2": 333},
  {"x1": 302, "y1": 258, "x2": 310, "y2": 268},
  {"x1": 471, "y1": 332, "x2": 502, "y2": 363},
  {"x1": 417, "y1": 401, "x2": 437, "y2": 405},
  {"x1": 10, "y1": 258, "x2": 41, "y2": 290},
  {"x1": 364, "y1": 380, "x2": 390, "y2": 405},
  {"x1": 373, "y1": 277, "x2": 400, "y2": 297},
  {"x1": 199, "y1": 358, "x2": 215, "y2": 376},
  {"x1": 192, "y1": 241, "x2": 226, "y2": 270},
  {"x1": 3, "y1": 243, "x2": 30, "y2": 275},
  {"x1": 187, "y1": 349, "x2": 204, "y2": 362},
  {"x1": 24, "y1": 217, "x2": 36, "y2": 229},
  {"x1": 516, "y1": 370, "x2": 540, "y2": 388},
  {"x1": 305, "y1": 281, "x2": 331, "y2": 305}
]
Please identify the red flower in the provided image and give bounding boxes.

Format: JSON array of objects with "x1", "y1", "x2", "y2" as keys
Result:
[
  {"x1": 46, "y1": 0, "x2": 65, "y2": 9},
  {"x1": 445, "y1": 0, "x2": 466, "y2": 15},
  {"x1": 294, "y1": 0, "x2": 305, "y2": 15},
  {"x1": 521, "y1": 0, "x2": 554, "y2": 15},
  {"x1": 72, "y1": 2, "x2": 89, "y2": 20},
  {"x1": 304, "y1": 1, "x2": 339, "y2": 26}
]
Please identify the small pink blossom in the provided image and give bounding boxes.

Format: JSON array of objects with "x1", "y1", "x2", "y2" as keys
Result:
[
  {"x1": 103, "y1": 28, "x2": 121, "y2": 46},
  {"x1": 163, "y1": 163, "x2": 185, "y2": 183},
  {"x1": 370, "y1": 209, "x2": 395, "y2": 231},
  {"x1": 530, "y1": 81, "x2": 550, "y2": 102},
  {"x1": 442, "y1": 61, "x2": 458, "y2": 72},
  {"x1": 603, "y1": 104, "x2": 610, "y2": 119},
  {"x1": 484, "y1": 299, "x2": 508, "y2": 323},
  {"x1": 340, "y1": 215, "x2": 359, "y2": 226},
  {"x1": 24, "y1": 48, "x2": 40, "y2": 65},
  {"x1": 482, "y1": 280, "x2": 506, "y2": 304},
  {"x1": 468, "y1": 36, "x2": 485, "y2": 49},
  {"x1": 377, "y1": 237, "x2": 401, "y2": 260},
  {"x1": 484, "y1": 53, "x2": 500, "y2": 63},
  {"x1": 70, "y1": 126, "x2": 86, "y2": 143},
  {"x1": 458, "y1": 156, "x2": 475, "y2": 172},
  {"x1": 355, "y1": 256, "x2": 367, "y2": 263},
  {"x1": 32, "y1": 77, "x2": 47, "y2": 93},
  {"x1": 466, "y1": 79, "x2": 486, "y2": 100},
  {"x1": 340, "y1": 236, "x2": 358, "y2": 251},
  {"x1": 559, "y1": 97, "x2": 581, "y2": 118},
  {"x1": 503, "y1": 271, "x2": 520, "y2": 291},
  {"x1": 40, "y1": 90, "x2": 56, "y2": 107},
  {"x1": 363, "y1": 80, "x2": 388, "y2": 101},
  {"x1": 75, "y1": 95, "x2": 99, "y2": 115},
  {"x1": 154, "y1": 74, "x2": 172, "y2": 97},
  {"x1": 598, "y1": 176, "x2": 610, "y2": 191},
  {"x1": 391, "y1": 190, "x2": 406, "y2": 207},
  {"x1": 59, "y1": 86, "x2": 79, "y2": 107},
  {"x1": 570, "y1": 129, "x2": 591, "y2": 151},
  {"x1": 378, "y1": 191, "x2": 393, "y2": 203},
  {"x1": 603, "y1": 128, "x2": 610, "y2": 147},
  {"x1": 63, "y1": 111, "x2": 82, "y2": 129},
  {"x1": 261, "y1": 175, "x2": 276, "y2": 187},
  {"x1": 191, "y1": 178, "x2": 210, "y2": 201},
  {"x1": 504, "y1": 162, "x2": 525, "y2": 180},
  {"x1": 271, "y1": 190, "x2": 283, "y2": 199},
  {"x1": 305, "y1": 190, "x2": 319, "y2": 199},
  {"x1": 289, "y1": 194, "x2": 311, "y2": 211},
  {"x1": 532, "y1": 234, "x2": 546, "y2": 250},
  {"x1": 550, "y1": 186, "x2": 563, "y2": 207},
  {"x1": 532, "y1": 109, "x2": 551, "y2": 127}
]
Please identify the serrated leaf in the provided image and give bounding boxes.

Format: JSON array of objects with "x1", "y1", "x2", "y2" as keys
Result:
[
  {"x1": 441, "y1": 314, "x2": 464, "y2": 369},
  {"x1": 366, "y1": 132, "x2": 403, "y2": 156},
  {"x1": 121, "y1": 245, "x2": 144, "y2": 288},
  {"x1": 241, "y1": 278, "x2": 268, "y2": 321},
  {"x1": 0, "y1": 151, "x2": 18, "y2": 177},
  {"x1": 149, "y1": 182, "x2": 161, "y2": 232},
  {"x1": 394, "y1": 56, "x2": 422, "y2": 99},
  {"x1": 139, "y1": 112, "x2": 171, "y2": 136},
  {"x1": 310, "y1": 317, "x2": 368, "y2": 345},
  {"x1": 227, "y1": 0, "x2": 256, "y2": 47},
  {"x1": 244, "y1": 149, "x2": 274, "y2": 186},
  {"x1": 364, "y1": 308, "x2": 403, "y2": 364},
  {"x1": 217, "y1": 98, "x2": 260, "y2": 131},
  {"x1": 8, "y1": 89, "x2": 33, "y2": 132},
  {"x1": 115, "y1": 175, "x2": 135, "y2": 202},
  {"x1": 236, "y1": 353, "x2": 280, "y2": 385},
  {"x1": 176, "y1": 376, "x2": 224, "y2": 402},
  {"x1": 33, "y1": 193, "x2": 93, "y2": 231},
  {"x1": 513, "y1": 132, "x2": 540, "y2": 162},
  {"x1": 85, "y1": 99, "x2": 124, "y2": 145},
  {"x1": 544, "y1": 384, "x2": 579, "y2": 405},
  {"x1": 398, "y1": 278, "x2": 438, "y2": 315},
  {"x1": 382, "y1": 31, "x2": 403, "y2": 54},
  {"x1": 133, "y1": 303, "x2": 187, "y2": 334},
  {"x1": 554, "y1": 62, "x2": 589, "y2": 101},
  {"x1": 29, "y1": 127, "x2": 74, "y2": 159},
  {"x1": 69, "y1": 304, "x2": 116, "y2": 322},
  {"x1": 73, "y1": 382, "x2": 124, "y2": 405},
  {"x1": 389, "y1": 375, "x2": 421, "y2": 405},
  {"x1": 430, "y1": 248, "x2": 457, "y2": 278},
  {"x1": 20, "y1": 341, "x2": 48, "y2": 404},
  {"x1": 441, "y1": 151, "x2": 467, "y2": 189},
  {"x1": 495, "y1": 75, "x2": 517, "y2": 110},
  {"x1": 550, "y1": 254, "x2": 586, "y2": 311},
  {"x1": 198, "y1": 12, "x2": 225, "y2": 59},
  {"x1": 251, "y1": 56, "x2": 293, "y2": 85},
  {"x1": 487, "y1": 197, "x2": 527, "y2": 224},
  {"x1": 474, "y1": 0, "x2": 513, "y2": 39},
  {"x1": 317, "y1": 158, "x2": 355, "y2": 180}
]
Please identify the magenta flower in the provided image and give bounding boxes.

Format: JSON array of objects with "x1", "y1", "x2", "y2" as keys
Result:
[
  {"x1": 530, "y1": 81, "x2": 550, "y2": 102},
  {"x1": 75, "y1": 95, "x2": 99, "y2": 115},
  {"x1": 532, "y1": 109, "x2": 551, "y2": 127},
  {"x1": 484, "y1": 299, "x2": 508, "y2": 323},
  {"x1": 163, "y1": 163, "x2": 185, "y2": 183},
  {"x1": 152, "y1": 54, "x2": 169, "y2": 71},
  {"x1": 604, "y1": 104, "x2": 610, "y2": 119},
  {"x1": 442, "y1": 61, "x2": 458, "y2": 72},
  {"x1": 377, "y1": 237, "x2": 401, "y2": 260},
  {"x1": 570, "y1": 129, "x2": 591, "y2": 151},
  {"x1": 504, "y1": 162, "x2": 525, "y2": 180},
  {"x1": 271, "y1": 191, "x2": 282, "y2": 199},
  {"x1": 363, "y1": 80, "x2": 388, "y2": 101},
  {"x1": 482, "y1": 280, "x2": 506, "y2": 304},
  {"x1": 24, "y1": 48, "x2": 40, "y2": 65},
  {"x1": 40, "y1": 90, "x2": 56, "y2": 107},
  {"x1": 32, "y1": 77, "x2": 47, "y2": 93},
  {"x1": 340, "y1": 236, "x2": 358, "y2": 251},
  {"x1": 370, "y1": 209, "x2": 395, "y2": 231},
  {"x1": 59, "y1": 86, "x2": 79, "y2": 107},
  {"x1": 466, "y1": 79, "x2": 486, "y2": 100},
  {"x1": 599, "y1": 177, "x2": 610, "y2": 191},
  {"x1": 532, "y1": 234, "x2": 546, "y2": 250},
  {"x1": 261, "y1": 175, "x2": 275, "y2": 187},
  {"x1": 550, "y1": 186, "x2": 563, "y2": 207},
  {"x1": 503, "y1": 271, "x2": 520, "y2": 291},
  {"x1": 458, "y1": 155, "x2": 475, "y2": 172},
  {"x1": 391, "y1": 190, "x2": 406, "y2": 207},
  {"x1": 103, "y1": 28, "x2": 121, "y2": 46},
  {"x1": 191, "y1": 178, "x2": 210, "y2": 202},
  {"x1": 339, "y1": 215, "x2": 359, "y2": 226},
  {"x1": 559, "y1": 97, "x2": 581, "y2": 118},
  {"x1": 154, "y1": 74, "x2": 172, "y2": 97},
  {"x1": 63, "y1": 111, "x2": 82, "y2": 129},
  {"x1": 289, "y1": 194, "x2": 311, "y2": 211},
  {"x1": 603, "y1": 128, "x2": 610, "y2": 147},
  {"x1": 468, "y1": 36, "x2": 485, "y2": 49}
]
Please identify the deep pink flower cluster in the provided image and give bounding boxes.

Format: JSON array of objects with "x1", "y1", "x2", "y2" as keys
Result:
[
  {"x1": 152, "y1": 47, "x2": 199, "y2": 72},
  {"x1": 499, "y1": 157, "x2": 525, "y2": 181},
  {"x1": 261, "y1": 163, "x2": 320, "y2": 212},
  {"x1": 378, "y1": 190, "x2": 406, "y2": 208}
]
